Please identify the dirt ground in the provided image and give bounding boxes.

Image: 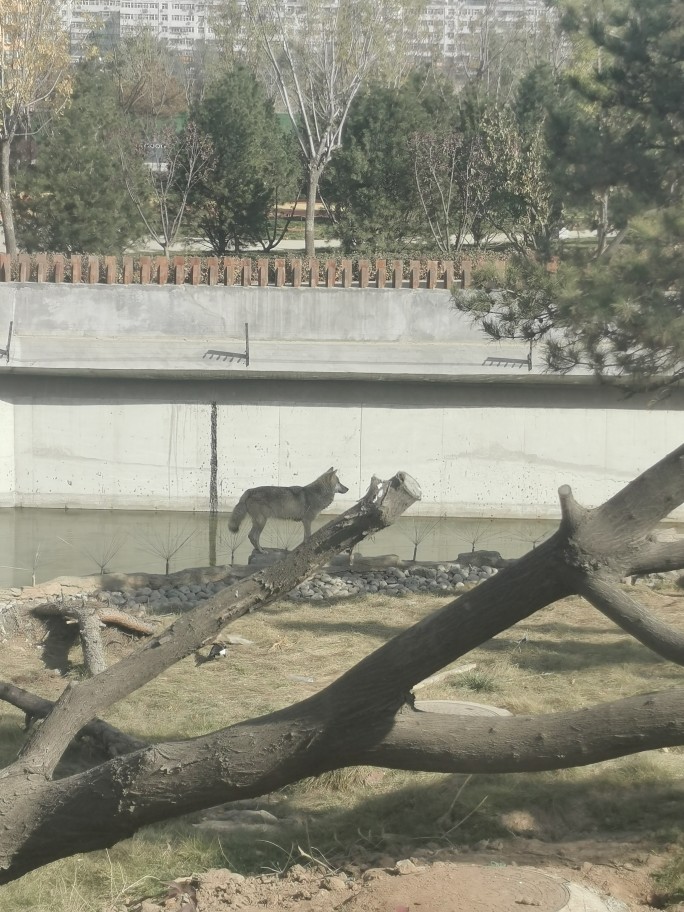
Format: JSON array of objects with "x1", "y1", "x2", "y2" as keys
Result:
[{"x1": 135, "y1": 838, "x2": 676, "y2": 912}]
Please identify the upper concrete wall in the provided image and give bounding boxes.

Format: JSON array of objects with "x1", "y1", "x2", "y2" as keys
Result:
[{"x1": 0, "y1": 282, "x2": 544, "y2": 380}]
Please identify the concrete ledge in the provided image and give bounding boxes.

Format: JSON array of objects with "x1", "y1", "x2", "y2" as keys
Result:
[{"x1": 0, "y1": 282, "x2": 565, "y2": 381}]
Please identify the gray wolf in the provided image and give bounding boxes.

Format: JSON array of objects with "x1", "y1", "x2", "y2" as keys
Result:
[{"x1": 228, "y1": 467, "x2": 349, "y2": 552}]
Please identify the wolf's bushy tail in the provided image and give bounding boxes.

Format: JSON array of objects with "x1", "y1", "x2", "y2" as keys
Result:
[{"x1": 228, "y1": 496, "x2": 248, "y2": 533}]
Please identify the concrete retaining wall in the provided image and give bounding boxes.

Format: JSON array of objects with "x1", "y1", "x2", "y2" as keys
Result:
[
  {"x1": 0, "y1": 283, "x2": 533, "y2": 378},
  {"x1": 0, "y1": 282, "x2": 681, "y2": 519},
  {"x1": 1, "y1": 375, "x2": 682, "y2": 519},
  {"x1": 0, "y1": 398, "x2": 14, "y2": 496}
]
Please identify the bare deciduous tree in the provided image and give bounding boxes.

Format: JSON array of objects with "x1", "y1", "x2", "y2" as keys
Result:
[
  {"x1": 223, "y1": 0, "x2": 423, "y2": 256},
  {"x1": 120, "y1": 121, "x2": 213, "y2": 255},
  {"x1": 0, "y1": 0, "x2": 72, "y2": 254},
  {"x1": 408, "y1": 130, "x2": 485, "y2": 255},
  {"x1": 107, "y1": 28, "x2": 188, "y2": 118},
  {"x1": 1, "y1": 452, "x2": 684, "y2": 884}
]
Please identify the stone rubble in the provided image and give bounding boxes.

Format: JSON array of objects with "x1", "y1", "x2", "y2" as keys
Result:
[
  {"x1": 89, "y1": 562, "x2": 498, "y2": 613},
  {"x1": 1, "y1": 562, "x2": 679, "y2": 623}
]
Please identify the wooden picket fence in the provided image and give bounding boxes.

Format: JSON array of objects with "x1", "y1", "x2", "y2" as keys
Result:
[{"x1": 0, "y1": 253, "x2": 506, "y2": 289}]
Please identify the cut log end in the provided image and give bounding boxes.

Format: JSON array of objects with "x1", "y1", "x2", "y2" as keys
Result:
[{"x1": 393, "y1": 472, "x2": 422, "y2": 501}]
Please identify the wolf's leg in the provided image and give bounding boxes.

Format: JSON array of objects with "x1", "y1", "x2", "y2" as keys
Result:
[{"x1": 249, "y1": 521, "x2": 266, "y2": 553}]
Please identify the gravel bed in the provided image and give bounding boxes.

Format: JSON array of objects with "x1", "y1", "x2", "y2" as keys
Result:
[
  {"x1": 2, "y1": 564, "x2": 678, "y2": 621},
  {"x1": 83, "y1": 562, "x2": 495, "y2": 612}
]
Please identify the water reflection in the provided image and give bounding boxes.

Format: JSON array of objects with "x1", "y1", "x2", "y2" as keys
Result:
[{"x1": 0, "y1": 507, "x2": 566, "y2": 588}]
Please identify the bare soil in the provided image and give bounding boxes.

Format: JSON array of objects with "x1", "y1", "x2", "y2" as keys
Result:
[{"x1": 136, "y1": 839, "x2": 674, "y2": 912}]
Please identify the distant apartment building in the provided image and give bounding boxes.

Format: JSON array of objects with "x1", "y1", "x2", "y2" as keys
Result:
[
  {"x1": 59, "y1": 0, "x2": 218, "y2": 55},
  {"x1": 59, "y1": 0, "x2": 554, "y2": 61}
]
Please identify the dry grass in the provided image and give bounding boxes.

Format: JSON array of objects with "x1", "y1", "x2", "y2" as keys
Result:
[{"x1": 2, "y1": 583, "x2": 684, "y2": 908}]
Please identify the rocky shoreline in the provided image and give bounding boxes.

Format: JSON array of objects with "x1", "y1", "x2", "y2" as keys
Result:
[{"x1": 1, "y1": 550, "x2": 680, "y2": 632}]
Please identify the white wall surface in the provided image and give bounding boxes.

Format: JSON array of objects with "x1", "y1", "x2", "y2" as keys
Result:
[
  {"x1": 0, "y1": 376, "x2": 681, "y2": 519},
  {"x1": 0, "y1": 398, "x2": 15, "y2": 504}
]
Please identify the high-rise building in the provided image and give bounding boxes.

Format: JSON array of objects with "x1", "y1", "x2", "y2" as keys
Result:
[
  {"x1": 60, "y1": 0, "x2": 218, "y2": 56},
  {"x1": 59, "y1": 0, "x2": 554, "y2": 63}
]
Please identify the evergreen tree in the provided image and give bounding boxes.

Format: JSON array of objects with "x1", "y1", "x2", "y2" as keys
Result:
[
  {"x1": 324, "y1": 72, "x2": 456, "y2": 254},
  {"x1": 15, "y1": 65, "x2": 147, "y2": 253},
  {"x1": 457, "y1": 0, "x2": 684, "y2": 390},
  {"x1": 190, "y1": 65, "x2": 301, "y2": 254}
]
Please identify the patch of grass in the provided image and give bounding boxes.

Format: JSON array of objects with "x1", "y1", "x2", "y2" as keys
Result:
[
  {"x1": 1, "y1": 824, "x2": 235, "y2": 912},
  {"x1": 654, "y1": 846, "x2": 684, "y2": 908},
  {"x1": 457, "y1": 670, "x2": 497, "y2": 693}
]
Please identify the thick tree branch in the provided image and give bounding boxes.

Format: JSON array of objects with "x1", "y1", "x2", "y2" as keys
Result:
[
  {"x1": 72, "y1": 607, "x2": 107, "y2": 676},
  {"x1": 587, "y1": 444, "x2": 684, "y2": 550},
  {"x1": 318, "y1": 538, "x2": 573, "y2": 720},
  {"x1": 359, "y1": 686, "x2": 684, "y2": 772},
  {"x1": 627, "y1": 539, "x2": 684, "y2": 576},
  {"x1": 0, "y1": 682, "x2": 145, "y2": 758},
  {"x1": 3, "y1": 684, "x2": 684, "y2": 882},
  {"x1": 14, "y1": 473, "x2": 420, "y2": 778},
  {"x1": 32, "y1": 602, "x2": 156, "y2": 637},
  {"x1": 578, "y1": 575, "x2": 684, "y2": 665}
]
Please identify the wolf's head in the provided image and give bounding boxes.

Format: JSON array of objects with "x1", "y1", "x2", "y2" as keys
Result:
[{"x1": 325, "y1": 467, "x2": 349, "y2": 494}]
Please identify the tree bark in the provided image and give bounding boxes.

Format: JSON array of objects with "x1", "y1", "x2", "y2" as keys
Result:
[
  {"x1": 1, "y1": 451, "x2": 684, "y2": 884},
  {"x1": 0, "y1": 682, "x2": 145, "y2": 759},
  {"x1": 304, "y1": 163, "x2": 321, "y2": 257},
  {"x1": 0, "y1": 139, "x2": 17, "y2": 256},
  {"x1": 73, "y1": 608, "x2": 108, "y2": 676}
]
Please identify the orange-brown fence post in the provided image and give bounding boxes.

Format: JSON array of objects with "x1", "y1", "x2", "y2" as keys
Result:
[
  {"x1": 122, "y1": 256, "x2": 134, "y2": 284},
  {"x1": 341, "y1": 258, "x2": 352, "y2": 288},
  {"x1": 291, "y1": 258, "x2": 302, "y2": 287},
  {"x1": 71, "y1": 255, "x2": 82, "y2": 284},
  {"x1": 0, "y1": 254, "x2": 11, "y2": 282},
  {"x1": 223, "y1": 257, "x2": 236, "y2": 286},
  {"x1": 173, "y1": 256, "x2": 185, "y2": 284},
  {"x1": 376, "y1": 258, "x2": 386, "y2": 288},
  {"x1": 409, "y1": 260, "x2": 421, "y2": 289},
  {"x1": 426, "y1": 260, "x2": 438, "y2": 289},
  {"x1": 18, "y1": 254, "x2": 31, "y2": 282},
  {"x1": 207, "y1": 257, "x2": 218, "y2": 286},
  {"x1": 444, "y1": 261, "x2": 455, "y2": 289},
  {"x1": 105, "y1": 256, "x2": 117, "y2": 284},
  {"x1": 155, "y1": 256, "x2": 168, "y2": 285},
  {"x1": 240, "y1": 258, "x2": 252, "y2": 286},
  {"x1": 325, "y1": 259, "x2": 336, "y2": 287},
  {"x1": 309, "y1": 257, "x2": 319, "y2": 287},
  {"x1": 140, "y1": 256, "x2": 151, "y2": 284},
  {"x1": 53, "y1": 255, "x2": 65, "y2": 283},
  {"x1": 36, "y1": 254, "x2": 48, "y2": 282},
  {"x1": 274, "y1": 257, "x2": 286, "y2": 287},
  {"x1": 392, "y1": 260, "x2": 403, "y2": 288},
  {"x1": 257, "y1": 257, "x2": 269, "y2": 286},
  {"x1": 461, "y1": 259, "x2": 472, "y2": 289},
  {"x1": 358, "y1": 259, "x2": 369, "y2": 288},
  {"x1": 87, "y1": 256, "x2": 99, "y2": 284},
  {"x1": 190, "y1": 256, "x2": 201, "y2": 285}
]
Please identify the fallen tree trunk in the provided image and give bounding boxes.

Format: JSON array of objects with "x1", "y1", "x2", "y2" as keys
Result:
[
  {"x1": 31, "y1": 602, "x2": 156, "y2": 637},
  {"x1": 1, "y1": 452, "x2": 684, "y2": 884}
]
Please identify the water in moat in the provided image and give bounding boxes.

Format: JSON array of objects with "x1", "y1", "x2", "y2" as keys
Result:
[{"x1": 0, "y1": 506, "x2": 567, "y2": 589}]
